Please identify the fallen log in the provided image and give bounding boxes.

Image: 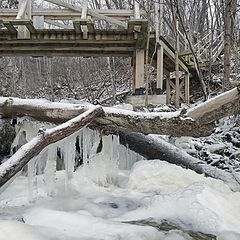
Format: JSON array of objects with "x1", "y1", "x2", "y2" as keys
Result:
[
  {"x1": 187, "y1": 86, "x2": 240, "y2": 124},
  {"x1": 117, "y1": 130, "x2": 240, "y2": 191},
  {"x1": 0, "y1": 106, "x2": 104, "y2": 188},
  {"x1": 0, "y1": 87, "x2": 239, "y2": 137},
  {"x1": 0, "y1": 97, "x2": 209, "y2": 137}
]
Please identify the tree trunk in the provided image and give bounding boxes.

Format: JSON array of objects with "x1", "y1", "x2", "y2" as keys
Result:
[
  {"x1": 0, "y1": 87, "x2": 239, "y2": 137},
  {"x1": 223, "y1": 0, "x2": 237, "y2": 89},
  {"x1": 0, "y1": 106, "x2": 104, "y2": 188},
  {"x1": 117, "y1": 130, "x2": 240, "y2": 191}
]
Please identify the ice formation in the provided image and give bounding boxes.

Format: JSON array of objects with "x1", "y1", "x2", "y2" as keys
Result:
[
  {"x1": 2, "y1": 118, "x2": 240, "y2": 240},
  {"x1": 11, "y1": 118, "x2": 144, "y2": 199}
]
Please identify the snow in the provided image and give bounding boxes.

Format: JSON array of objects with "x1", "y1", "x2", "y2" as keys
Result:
[
  {"x1": 1, "y1": 158, "x2": 240, "y2": 240},
  {"x1": 127, "y1": 160, "x2": 229, "y2": 194},
  {"x1": 1, "y1": 118, "x2": 240, "y2": 240},
  {"x1": 0, "y1": 96, "x2": 183, "y2": 120},
  {"x1": 0, "y1": 220, "x2": 47, "y2": 240}
]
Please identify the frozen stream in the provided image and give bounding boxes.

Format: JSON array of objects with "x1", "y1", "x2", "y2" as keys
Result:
[
  {"x1": 1, "y1": 120, "x2": 240, "y2": 240},
  {"x1": 1, "y1": 160, "x2": 240, "y2": 240}
]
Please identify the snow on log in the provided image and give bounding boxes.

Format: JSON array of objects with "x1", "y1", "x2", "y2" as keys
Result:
[
  {"x1": 117, "y1": 130, "x2": 240, "y2": 191},
  {"x1": 0, "y1": 106, "x2": 104, "y2": 188},
  {"x1": 0, "y1": 87, "x2": 239, "y2": 137},
  {"x1": 0, "y1": 97, "x2": 213, "y2": 137},
  {"x1": 187, "y1": 86, "x2": 240, "y2": 124}
]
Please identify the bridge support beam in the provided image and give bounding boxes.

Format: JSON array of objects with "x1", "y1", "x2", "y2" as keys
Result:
[
  {"x1": 166, "y1": 72, "x2": 171, "y2": 105},
  {"x1": 156, "y1": 44, "x2": 164, "y2": 93},
  {"x1": 165, "y1": 71, "x2": 190, "y2": 106},
  {"x1": 16, "y1": 0, "x2": 32, "y2": 38},
  {"x1": 133, "y1": 49, "x2": 145, "y2": 95},
  {"x1": 184, "y1": 71, "x2": 190, "y2": 104}
]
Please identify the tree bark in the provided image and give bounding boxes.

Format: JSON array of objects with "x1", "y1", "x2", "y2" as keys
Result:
[
  {"x1": 117, "y1": 130, "x2": 240, "y2": 191},
  {"x1": 186, "y1": 86, "x2": 240, "y2": 124},
  {"x1": 223, "y1": 0, "x2": 237, "y2": 89},
  {"x1": 0, "y1": 106, "x2": 104, "y2": 188},
  {"x1": 0, "y1": 87, "x2": 239, "y2": 137}
]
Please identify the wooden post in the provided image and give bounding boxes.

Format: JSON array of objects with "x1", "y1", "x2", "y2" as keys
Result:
[
  {"x1": 155, "y1": 2, "x2": 160, "y2": 42},
  {"x1": 81, "y1": 0, "x2": 88, "y2": 39},
  {"x1": 175, "y1": 19, "x2": 180, "y2": 108},
  {"x1": 16, "y1": 0, "x2": 32, "y2": 38},
  {"x1": 82, "y1": 0, "x2": 88, "y2": 18},
  {"x1": 134, "y1": 49, "x2": 145, "y2": 93},
  {"x1": 185, "y1": 71, "x2": 190, "y2": 104},
  {"x1": 166, "y1": 72, "x2": 171, "y2": 105},
  {"x1": 132, "y1": 55, "x2": 136, "y2": 92},
  {"x1": 156, "y1": 45, "x2": 164, "y2": 91},
  {"x1": 134, "y1": 0, "x2": 140, "y2": 19},
  {"x1": 159, "y1": 0, "x2": 164, "y2": 36}
]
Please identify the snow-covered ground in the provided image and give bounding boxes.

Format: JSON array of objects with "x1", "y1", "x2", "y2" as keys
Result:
[{"x1": 1, "y1": 159, "x2": 240, "y2": 240}]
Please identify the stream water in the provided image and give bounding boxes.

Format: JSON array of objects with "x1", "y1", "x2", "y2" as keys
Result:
[{"x1": 0, "y1": 121, "x2": 240, "y2": 240}]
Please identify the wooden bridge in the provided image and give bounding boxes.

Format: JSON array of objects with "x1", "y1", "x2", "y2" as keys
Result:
[{"x1": 0, "y1": 0, "x2": 224, "y2": 107}]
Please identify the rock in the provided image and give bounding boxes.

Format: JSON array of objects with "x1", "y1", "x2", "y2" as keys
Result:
[
  {"x1": 230, "y1": 150, "x2": 240, "y2": 160},
  {"x1": 0, "y1": 119, "x2": 15, "y2": 161},
  {"x1": 174, "y1": 137, "x2": 195, "y2": 150},
  {"x1": 207, "y1": 143, "x2": 226, "y2": 154}
]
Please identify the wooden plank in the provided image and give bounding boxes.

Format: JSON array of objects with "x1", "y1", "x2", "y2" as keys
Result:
[
  {"x1": 132, "y1": 55, "x2": 136, "y2": 91},
  {"x1": 8, "y1": 20, "x2": 36, "y2": 33},
  {"x1": 87, "y1": 21, "x2": 94, "y2": 33},
  {"x1": 3, "y1": 21, "x2": 17, "y2": 34},
  {"x1": 159, "y1": 39, "x2": 188, "y2": 72},
  {"x1": 135, "y1": 49, "x2": 145, "y2": 89},
  {"x1": 78, "y1": 19, "x2": 90, "y2": 39},
  {"x1": 175, "y1": 20, "x2": 180, "y2": 109},
  {"x1": 44, "y1": 0, "x2": 127, "y2": 28},
  {"x1": 159, "y1": 0, "x2": 164, "y2": 35},
  {"x1": 73, "y1": 20, "x2": 82, "y2": 34},
  {"x1": 127, "y1": 20, "x2": 135, "y2": 33},
  {"x1": 134, "y1": 0, "x2": 140, "y2": 19},
  {"x1": 16, "y1": 0, "x2": 28, "y2": 19},
  {"x1": 25, "y1": 20, "x2": 36, "y2": 33},
  {"x1": 155, "y1": 2, "x2": 160, "y2": 43},
  {"x1": 141, "y1": 19, "x2": 148, "y2": 32},
  {"x1": 81, "y1": 0, "x2": 88, "y2": 18},
  {"x1": 185, "y1": 71, "x2": 190, "y2": 104},
  {"x1": 169, "y1": 79, "x2": 176, "y2": 89},
  {"x1": 156, "y1": 45, "x2": 164, "y2": 89},
  {"x1": 179, "y1": 49, "x2": 192, "y2": 57},
  {"x1": 0, "y1": 9, "x2": 146, "y2": 18},
  {"x1": 179, "y1": 78, "x2": 184, "y2": 90},
  {"x1": 166, "y1": 72, "x2": 171, "y2": 105}
]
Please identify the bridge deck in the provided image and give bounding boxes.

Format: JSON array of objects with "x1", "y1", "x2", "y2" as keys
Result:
[
  {"x1": 0, "y1": 25, "x2": 188, "y2": 71},
  {"x1": 0, "y1": 1, "x2": 193, "y2": 107}
]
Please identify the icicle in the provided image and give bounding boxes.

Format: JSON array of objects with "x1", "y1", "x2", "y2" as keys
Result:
[
  {"x1": 82, "y1": 128, "x2": 89, "y2": 163},
  {"x1": 44, "y1": 145, "x2": 57, "y2": 196},
  {"x1": 63, "y1": 134, "x2": 76, "y2": 192},
  {"x1": 27, "y1": 156, "x2": 38, "y2": 202}
]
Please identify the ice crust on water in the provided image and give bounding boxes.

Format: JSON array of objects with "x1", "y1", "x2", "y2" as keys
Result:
[
  {"x1": 1, "y1": 119, "x2": 240, "y2": 240},
  {"x1": 120, "y1": 161, "x2": 240, "y2": 236},
  {"x1": 1, "y1": 160, "x2": 240, "y2": 239},
  {"x1": 0, "y1": 220, "x2": 47, "y2": 240}
]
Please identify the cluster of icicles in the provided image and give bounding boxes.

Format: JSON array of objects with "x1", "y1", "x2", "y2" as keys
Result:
[{"x1": 11, "y1": 118, "x2": 144, "y2": 201}]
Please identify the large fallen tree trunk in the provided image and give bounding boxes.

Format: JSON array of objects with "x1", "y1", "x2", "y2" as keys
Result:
[
  {"x1": 186, "y1": 86, "x2": 240, "y2": 124},
  {"x1": 0, "y1": 106, "x2": 104, "y2": 188},
  {"x1": 117, "y1": 130, "x2": 240, "y2": 191},
  {"x1": 0, "y1": 86, "x2": 239, "y2": 137}
]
